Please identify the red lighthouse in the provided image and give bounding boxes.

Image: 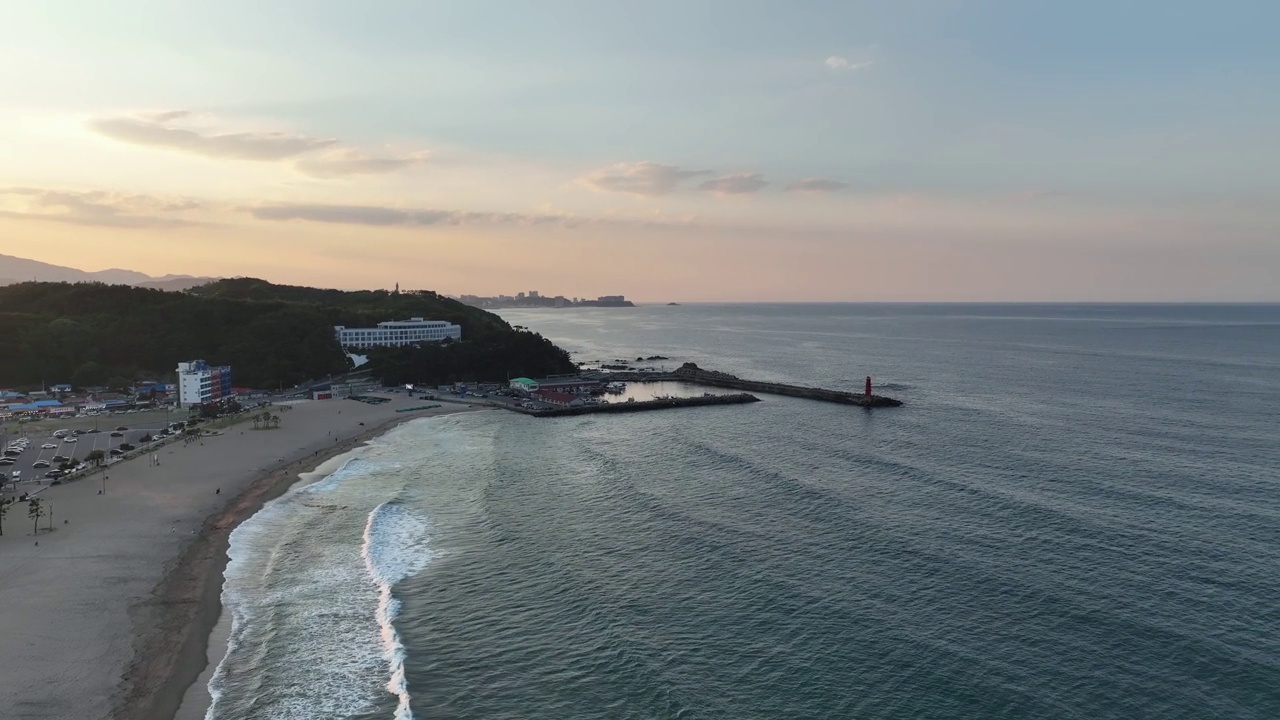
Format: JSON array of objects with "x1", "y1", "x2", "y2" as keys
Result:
[{"x1": 865, "y1": 376, "x2": 872, "y2": 397}]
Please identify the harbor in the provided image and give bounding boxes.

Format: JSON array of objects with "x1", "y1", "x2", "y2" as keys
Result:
[
  {"x1": 515, "y1": 392, "x2": 760, "y2": 417},
  {"x1": 465, "y1": 362, "x2": 902, "y2": 418}
]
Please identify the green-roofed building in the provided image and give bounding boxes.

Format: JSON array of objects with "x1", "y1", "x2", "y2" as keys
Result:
[{"x1": 509, "y1": 378, "x2": 539, "y2": 393}]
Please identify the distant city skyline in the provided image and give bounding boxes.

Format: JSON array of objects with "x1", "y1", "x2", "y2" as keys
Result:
[{"x1": 1, "y1": 2, "x2": 1278, "y2": 301}]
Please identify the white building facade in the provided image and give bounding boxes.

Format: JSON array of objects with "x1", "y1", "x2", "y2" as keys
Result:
[
  {"x1": 176, "y1": 360, "x2": 233, "y2": 408},
  {"x1": 334, "y1": 317, "x2": 463, "y2": 350}
]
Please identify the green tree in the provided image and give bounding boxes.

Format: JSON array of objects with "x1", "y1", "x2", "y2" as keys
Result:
[
  {"x1": 85, "y1": 449, "x2": 105, "y2": 466},
  {"x1": 72, "y1": 361, "x2": 105, "y2": 389},
  {"x1": 28, "y1": 497, "x2": 44, "y2": 535}
]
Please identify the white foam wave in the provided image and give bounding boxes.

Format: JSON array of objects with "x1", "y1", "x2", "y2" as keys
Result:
[
  {"x1": 362, "y1": 501, "x2": 434, "y2": 719},
  {"x1": 206, "y1": 447, "x2": 383, "y2": 720}
]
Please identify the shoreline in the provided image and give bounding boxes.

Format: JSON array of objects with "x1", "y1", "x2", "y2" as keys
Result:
[
  {"x1": 119, "y1": 410, "x2": 436, "y2": 720},
  {"x1": 0, "y1": 394, "x2": 485, "y2": 720}
]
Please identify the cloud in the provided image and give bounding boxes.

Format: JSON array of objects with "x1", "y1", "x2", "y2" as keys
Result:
[
  {"x1": 698, "y1": 173, "x2": 769, "y2": 195},
  {"x1": 0, "y1": 188, "x2": 205, "y2": 228},
  {"x1": 294, "y1": 149, "x2": 431, "y2": 178},
  {"x1": 88, "y1": 114, "x2": 338, "y2": 161},
  {"x1": 87, "y1": 112, "x2": 431, "y2": 178},
  {"x1": 245, "y1": 202, "x2": 710, "y2": 231},
  {"x1": 581, "y1": 161, "x2": 711, "y2": 196},
  {"x1": 246, "y1": 202, "x2": 568, "y2": 227},
  {"x1": 144, "y1": 110, "x2": 192, "y2": 123},
  {"x1": 787, "y1": 178, "x2": 850, "y2": 193},
  {"x1": 825, "y1": 55, "x2": 875, "y2": 71}
]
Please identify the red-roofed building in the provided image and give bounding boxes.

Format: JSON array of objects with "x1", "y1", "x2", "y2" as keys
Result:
[{"x1": 534, "y1": 390, "x2": 586, "y2": 407}]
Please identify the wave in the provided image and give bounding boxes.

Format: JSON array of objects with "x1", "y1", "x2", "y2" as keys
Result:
[
  {"x1": 205, "y1": 439, "x2": 442, "y2": 720},
  {"x1": 362, "y1": 501, "x2": 435, "y2": 720}
]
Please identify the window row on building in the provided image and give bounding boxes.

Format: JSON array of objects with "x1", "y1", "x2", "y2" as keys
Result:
[{"x1": 334, "y1": 318, "x2": 463, "y2": 349}]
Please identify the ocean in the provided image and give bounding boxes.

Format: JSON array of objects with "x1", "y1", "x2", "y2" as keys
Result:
[{"x1": 204, "y1": 304, "x2": 1280, "y2": 719}]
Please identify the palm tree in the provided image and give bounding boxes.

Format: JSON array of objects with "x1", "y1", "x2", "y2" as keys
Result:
[
  {"x1": 252, "y1": 415, "x2": 261, "y2": 429},
  {"x1": 28, "y1": 497, "x2": 43, "y2": 535}
]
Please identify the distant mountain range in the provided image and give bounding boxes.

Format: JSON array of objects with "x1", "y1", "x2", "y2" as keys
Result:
[{"x1": 0, "y1": 253, "x2": 217, "y2": 291}]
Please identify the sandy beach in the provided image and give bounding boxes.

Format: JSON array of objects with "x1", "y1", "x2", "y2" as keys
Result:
[{"x1": 0, "y1": 395, "x2": 482, "y2": 720}]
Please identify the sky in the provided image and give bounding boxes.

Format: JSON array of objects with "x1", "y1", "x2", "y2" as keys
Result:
[{"x1": 1, "y1": 0, "x2": 1278, "y2": 301}]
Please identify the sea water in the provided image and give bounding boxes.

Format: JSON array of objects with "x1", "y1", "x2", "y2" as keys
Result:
[{"x1": 206, "y1": 304, "x2": 1280, "y2": 719}]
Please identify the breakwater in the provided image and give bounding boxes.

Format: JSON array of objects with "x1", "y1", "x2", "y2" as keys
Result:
[
  {"x1": 526, "y1": 393, "x2": 760, "y2": 418},
  {"x1": 396, "y1": 404, "x2": 442, "y2": 413},
  {"x1": 672, "y1": 363, "x2": 903, "y2": 407}
]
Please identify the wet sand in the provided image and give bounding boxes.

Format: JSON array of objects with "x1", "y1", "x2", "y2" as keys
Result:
[{"x1": 0, "y1": 396, "x2": 481, "y2": 720}]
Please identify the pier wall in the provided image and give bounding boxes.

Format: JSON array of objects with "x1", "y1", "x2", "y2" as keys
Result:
[
  {"x1": 528, "y1": 392, "x2": 760, "y2": 417},
  {"x1": 672, "y1": 365, "x2": 903, "y2": 407}
]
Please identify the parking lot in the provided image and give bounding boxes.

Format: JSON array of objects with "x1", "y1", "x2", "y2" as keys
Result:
[{"x1": 1, "y1": 418, "x2": 183, "y2": 492}]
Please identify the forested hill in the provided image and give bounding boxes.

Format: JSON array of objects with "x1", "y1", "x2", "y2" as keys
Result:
[{"x1": 0, "y1": 280, "x2": 574, "y2": 390}]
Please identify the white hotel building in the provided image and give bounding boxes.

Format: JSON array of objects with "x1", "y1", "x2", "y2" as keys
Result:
[{"x1": 334, "y1": 317, "x2": 463, "y2": 350}]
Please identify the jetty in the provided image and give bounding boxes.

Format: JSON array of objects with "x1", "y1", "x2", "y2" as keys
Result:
[
  {"x1": 522, "y1": 392, "x2": 760, "y2": 417},
  {"x1": 672, "y1": 363, "x2": 903, "y2": 407}
]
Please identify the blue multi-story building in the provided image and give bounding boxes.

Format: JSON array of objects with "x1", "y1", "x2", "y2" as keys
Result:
[{"x1": 176, "y1": 360, "x2": 233, "y2": 408}]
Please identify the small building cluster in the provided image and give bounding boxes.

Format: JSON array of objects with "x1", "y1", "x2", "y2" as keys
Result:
[
  {"x1": 0, "y1": 382, "x2": 176, "y2": 420},
  {"x1": 334, "y1": 318, "x2": 462, "y2": 350},
  {"x1": 1, "y1": 358, "x2": 248, "y2": 419},
  {"x1": 508, "y1": 376, "x2": 602, "y2": 407}
]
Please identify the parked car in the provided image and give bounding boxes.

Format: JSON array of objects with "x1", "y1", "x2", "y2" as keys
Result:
[
  {"x1": 0, "y1": 458, "x2": 14, "y2": 465},
  {"x1": 109, "y1": 448, "x2": 123, "y2": 456},
  {"x1": 110, "y1": 431, "x2": 124, "y2": 438},
  {"x1": 41, "y1": 443, "x2": 58, "y2": 449},
  {"x1": 115, "y1": 426, "x2": 128, "y2": 431},
  {"x1": 52, "y1": 454, "x2": 69, "y2": 463},
  {"x1": 32, "y1": 461, "x2": 50, "y2": 468},
  {"x1": 45, "y1": 470, "x2": 63, "y2": 479},
  {"x1": 63, "y1": 437, "x2": 77, "y2": 443}
]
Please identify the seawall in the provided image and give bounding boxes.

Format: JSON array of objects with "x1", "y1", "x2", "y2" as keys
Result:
[
  {"x1": 672, "y1": 364, "x2": 903, "y2": 407},
  {"x1": 527, "y1": 392, "x2": 760, "y2": 417}
]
